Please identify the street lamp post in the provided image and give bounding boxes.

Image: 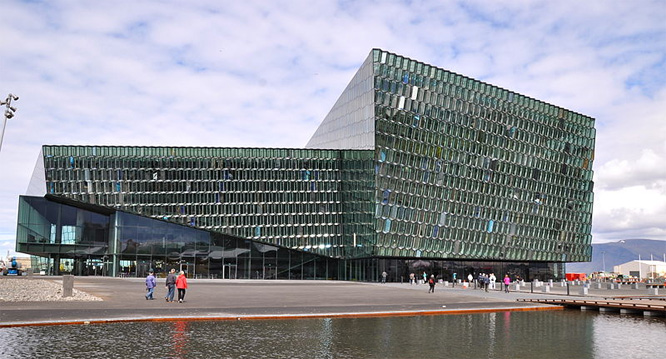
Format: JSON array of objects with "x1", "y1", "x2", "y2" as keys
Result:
[{"x1": 0, "y1": 93, "x2": 19, "y2": 152}]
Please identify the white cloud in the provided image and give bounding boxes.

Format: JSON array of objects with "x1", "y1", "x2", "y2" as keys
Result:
[
  {"x1": 0, "y1": 0, "x2": 665, "y2": 259},
  {"x1": 593, "y1": 184, "x2": 666, "y2": 242},
  {"x1": 597, "y1": 149, "x2": 666, "y2": 191}
]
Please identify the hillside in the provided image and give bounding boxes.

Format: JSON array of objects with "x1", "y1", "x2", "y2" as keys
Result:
[{"x1": 566, "y1": 239, "x2": 666, "y2": 274}]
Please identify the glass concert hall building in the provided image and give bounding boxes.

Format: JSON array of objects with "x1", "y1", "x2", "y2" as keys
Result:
[{"x1": 16, "y1": 49, "x2": 595, "y2": 281}]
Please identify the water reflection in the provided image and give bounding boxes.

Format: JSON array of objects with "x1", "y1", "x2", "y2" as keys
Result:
[
  {"x1": 172, "y1": 321, "x2": 190, "y2": 359},
  {"x1": 592, "y1": 314, "x2": 666, "y2": 359},
  {"x1": 1, "y1": 311, "x2": 665, "y2": 358}
]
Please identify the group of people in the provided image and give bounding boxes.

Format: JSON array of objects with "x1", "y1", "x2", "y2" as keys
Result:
[
  {"x1": 469, "y1": 273, "x2": 513, "y2": 292},
  {"x1": 145, "y1": 269, "x2": 189, "y2": 303},
  {"x1": 407, "y1": 271, "x2": 513, "y2": 294},
  {"x1": 474, "y1": 273, "x2": 497, "y2": 292}
]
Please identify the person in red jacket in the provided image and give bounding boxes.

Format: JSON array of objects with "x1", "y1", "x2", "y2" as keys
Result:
[{"x1": 176, "y1": 270, "x2": 188, "y2": 303}]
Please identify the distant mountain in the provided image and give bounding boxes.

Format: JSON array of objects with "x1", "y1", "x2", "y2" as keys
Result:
[{"x1": 566, "y1": 239, "x2": 666, "y2": 274}]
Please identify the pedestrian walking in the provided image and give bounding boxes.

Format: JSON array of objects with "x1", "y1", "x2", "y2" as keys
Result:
[
  {"x1": 428, "y1": 275, "x2": 436, "y2": 293},
  {"x1": 483, "y1": 273, "x2": 490, "y2": 292},
  {"x1": 409, "y1": 272, "x2": 415, "y2": 285},
  {"x1": 489, "y1": 273, "x2": 496, "y2": 290},
  {"x1": 145, "y1": 270, "x2": 156, "y2": 300},
  {"x1": 503, "y1": 274, "x2": 511, "y2": 293},
  {"x1": 452, "y1": 272, "x2": 457, "y2": 287},
  {"x1": 165, "y1": 268, "x2": 176, "y2": 302},
  {"x1": 176, "y1": 270, "x2": 188, "y2": 303},
  {"x1": 381, "y1": 271, "x2": 387, "y2": 283}
]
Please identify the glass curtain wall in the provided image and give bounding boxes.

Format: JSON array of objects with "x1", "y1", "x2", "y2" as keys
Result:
[
  {"x1": 38, "y1": 147, "x2": 375, "y2": 259},
  {"x1": 17, "y1": 195, "x2": 344, "y2": 279},
  {"x1": 17, "y1": 195, "x2": 562, "y2": 281},
  {"x1": 16, "y1": 196, "x2": 110, "y2": 276},
  {"x1": 370, "y1": 49, "x2": 595, "y2": 263}
]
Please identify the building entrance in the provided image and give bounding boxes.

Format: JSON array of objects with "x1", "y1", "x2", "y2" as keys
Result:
[{"x1": 223, "y1": 264, "x2": 237, "y2": 279}]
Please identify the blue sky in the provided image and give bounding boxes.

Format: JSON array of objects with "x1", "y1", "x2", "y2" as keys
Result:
[{"x1": 1, "y1": 0, "x2": 665, "y2": 257}]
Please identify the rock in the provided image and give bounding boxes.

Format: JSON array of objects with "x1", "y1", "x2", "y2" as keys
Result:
[{"x1": 0, "y1": 278, "x2": 102, "y2": 302}]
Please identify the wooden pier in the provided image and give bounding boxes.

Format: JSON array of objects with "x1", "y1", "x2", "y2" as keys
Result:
[{"x1": 517, "y1": 298, "x2": 666, "y2": 316}]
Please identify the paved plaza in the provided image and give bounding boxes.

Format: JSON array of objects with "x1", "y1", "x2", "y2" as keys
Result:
[{"x1": 1, "y1": 276, "x2": 662, "y2": 327}]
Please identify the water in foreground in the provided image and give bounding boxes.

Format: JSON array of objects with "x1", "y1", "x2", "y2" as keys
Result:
[{"x1": 2, "y1": 310, "x2": 665, "y2": 358}]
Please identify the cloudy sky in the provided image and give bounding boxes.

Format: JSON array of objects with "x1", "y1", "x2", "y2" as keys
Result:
[{"x1": 1, "y1": 1, "x2": 664, "y2": 257}]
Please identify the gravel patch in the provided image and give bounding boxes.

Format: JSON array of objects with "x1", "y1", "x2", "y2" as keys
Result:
[{"x1": 0, "y1": 278, "x2": 103, "y2": 302}]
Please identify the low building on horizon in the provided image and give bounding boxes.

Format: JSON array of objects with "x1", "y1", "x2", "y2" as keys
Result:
[{"x1": 613, "y1": 260, "x2": 666, "y2": 280}]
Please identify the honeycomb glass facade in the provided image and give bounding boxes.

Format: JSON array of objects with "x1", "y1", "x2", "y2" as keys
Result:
[
  {"x1": 306, "y1": 49, "x2": 595, "y2": 264},
  {"x1": 34, "y1": 147, "x2": 375, "y2": 259},
  {"x1": 368, "y1": 50, "x2": 595, "y2": 262},
  {"x1": 17, "y1": 49, "x2": 595, "y2": 281}
]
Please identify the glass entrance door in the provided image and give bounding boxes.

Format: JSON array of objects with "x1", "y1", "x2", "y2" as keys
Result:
[{"x1": 223, "y1": 264, "x2": 237, "y2": 279}]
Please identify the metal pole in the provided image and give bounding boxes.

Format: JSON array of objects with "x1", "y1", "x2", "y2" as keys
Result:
[{"x1": 0, "y1": 115, "x2": 8, "y2": 151}]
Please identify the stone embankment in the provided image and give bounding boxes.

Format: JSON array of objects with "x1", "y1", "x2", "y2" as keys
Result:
[{"x1": 0, "y1": 278, "x2": 102, "y2": 302}]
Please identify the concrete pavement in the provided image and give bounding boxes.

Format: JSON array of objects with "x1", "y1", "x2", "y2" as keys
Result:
[{"x1": 1, "y1": 277, "x2": 661, "y2": 327}]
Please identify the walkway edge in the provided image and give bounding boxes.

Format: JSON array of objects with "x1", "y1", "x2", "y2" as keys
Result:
[{"x1": 0, "y1": 305, "x2": 563, "y2": 328}]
